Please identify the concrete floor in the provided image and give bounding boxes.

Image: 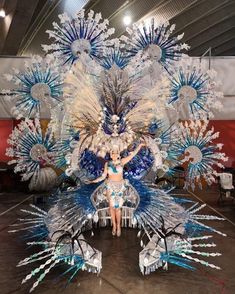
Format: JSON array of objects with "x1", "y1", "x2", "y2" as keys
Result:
[{"x1": 0, "y1": 188, "x2": 234, "y2": 294}]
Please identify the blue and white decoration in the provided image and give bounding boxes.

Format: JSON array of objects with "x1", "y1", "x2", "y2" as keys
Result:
[
  {"x1": 4, "y1": 56, "x2": 63, "y2": 119},
  {"x1": 6, "y1": 118, "x2": 60, "y2": 191},
  {"x1": 168, "y1": 64, "x2": 223, "y2": 119},
  {"x1": 99, "y1": 45, "x2": 130, "y2": 70},
  {"x1": 136, "y1": 183, "x2": 225, "y2": 273},
  {"x1": 42, "y1": 10, "x2": 115, "y2": 66},
  {"x1": 9, "y1": 195, "x2": 101, "y2": 293},
  {"x1": 4, "y1": 8, "x2": 228, "y2": 293},
  {"x1": 120, "y1": 18, "x2": 190, "y2": 70},
  {"x1": 168, "y1": 120, "x2": 228, "y2": 190},
  {"x1": 9, "y1": 181, "x2": 225, "y2": 292}
]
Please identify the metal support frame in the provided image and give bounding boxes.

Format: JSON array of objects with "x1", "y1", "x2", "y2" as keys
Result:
[{"x1": 200, "y1": 47, "x2": 212, "y2": 69}]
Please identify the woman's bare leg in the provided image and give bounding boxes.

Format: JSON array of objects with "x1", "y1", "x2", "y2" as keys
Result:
[
  {"x1": 109, "y1": 206, "x2": 117, "y2": 235},
  {"x1": 106, "y1": 191, "x2": 116, "y2": 235},
  {"x1": 116, "y1": 208, "x2": 122, "y2": 237}
]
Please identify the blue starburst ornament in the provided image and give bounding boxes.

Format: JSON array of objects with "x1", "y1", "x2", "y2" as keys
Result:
[
  {"x1": 120, "y1": 18, "x2": 189, "y2": 71},
  {"x1": 167, "y1": 120, "x2": 228, "y2": 190},
  {"x1": 4, "y1": 56, "x2": 63, "y2": 119},
  {"x1": 99, "y1": 46, "x2": 130, "y2": 70},
  {"x1": 168, "y1": 64, "x2": 223, "y2": 119},
  {"x1": 42, "y1": 10, "x2": 115, "y2": 66},
  {"x1": 6, "y1": 118, "x2": 60, "y2": 190}
]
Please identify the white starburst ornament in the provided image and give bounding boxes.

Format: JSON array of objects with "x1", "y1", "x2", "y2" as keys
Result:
[
  {"x1": 3, "y1": 56, "x2": 63, "y2": 119},
  {"x1": 6, "y1": 118, "x2": 60, "y2": 191}
]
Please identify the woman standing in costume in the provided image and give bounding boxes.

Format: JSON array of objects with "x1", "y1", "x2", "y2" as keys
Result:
[{"x1": 91, "y1": 143, "x2": 145, "y2": 237}]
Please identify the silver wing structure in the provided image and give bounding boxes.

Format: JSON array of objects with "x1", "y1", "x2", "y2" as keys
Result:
[{"x1": 9, "y1": 180, "x2": 225, "y2": 292}]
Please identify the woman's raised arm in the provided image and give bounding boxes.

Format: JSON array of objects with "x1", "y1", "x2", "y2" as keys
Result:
[{"x1": 121, "y1": 143, "x2": 145, "y2": 166}]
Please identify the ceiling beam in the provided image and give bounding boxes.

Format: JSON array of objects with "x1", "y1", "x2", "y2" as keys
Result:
[
  {"x1": 188, "y1": 25, "x2": 235, "y2": 55},
  {"x1": 218, "y1": 46, "x2": 235, "y2": 56},
  {"x1": 0, "y1": 0, "x2": 17, "y2": 53},
  {"x1": 19, "y1": 0, "x2": 90, "y2": 56},
  {"x1": 171, "y1": 0, "x2": 230, "y2": 35},
  {"x1": 18, "y1": 0, "x2": 59, "y2": 56},
  {"x1": 84, "y1": 0, "x2": 133, "y2": 20},
  {"x1": 90, "y1": 0, "x2": 198, "y2": 36},
  {"x1": 137, "y1": 0, "x2": 197, "y2": 23},
  {"x1": 114, "y1": 0, "x2": 200, "y2": 37},
  {"x1": 110, "y1": 0, "x2": 168, "y2": 37},
  {"x1": 180, "y1": 1, "x2": 235, "y2": 43},
  {"x1": 212, "y1": 38, "x2": 235, "y2": 55},
  {"x1": 1, "y1": 0, "x2": 39, "y2": 55}
]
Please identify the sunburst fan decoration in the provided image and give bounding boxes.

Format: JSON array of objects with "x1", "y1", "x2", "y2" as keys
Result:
[
  {"x1": 42, "y1": 10, "x2": 115, "y2": 66},
  {"x1": 4, "y1": 56, "x2": 63, "y2": 119},
  {"x1": 6, "y1": 118, "x2": 60, "y2": 190},
  {"x1": 168, "y1": 64, "x2": 223, "y2": 119},
  {"x1": 168, "y1": 120, "x2": 228, "y2": 190},
  {"x1": 99, "y1": 46, "x2": 130, "y2": 70},
  {"x1": 120, "y1": 18, "x2": 190, "y2": 70}
]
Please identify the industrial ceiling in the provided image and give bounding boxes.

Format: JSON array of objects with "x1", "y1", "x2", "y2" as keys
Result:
[{"x1": 0, "y1": 0, "x2": 234, "y2": 57}]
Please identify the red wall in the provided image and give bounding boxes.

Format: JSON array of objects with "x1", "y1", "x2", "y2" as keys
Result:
[
  {"x1": 208, "y1": 120, "x2": 235, "y2": 168},
  {"x1": 0, "y1": 120, "x2": 13, "y2": 162}
]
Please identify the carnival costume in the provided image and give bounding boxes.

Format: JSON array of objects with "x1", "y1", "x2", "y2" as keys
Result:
[
  {"x1": 3, "y1": 9, "x2": 228, "y2": 293},
  {"x1": 105, "y1": 161, "x2": 126, "y2": 208}
]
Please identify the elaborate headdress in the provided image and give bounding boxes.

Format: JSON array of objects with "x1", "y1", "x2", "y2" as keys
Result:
[{"x1": 63, "y1": 61, "x2": 167, "y2": 176}]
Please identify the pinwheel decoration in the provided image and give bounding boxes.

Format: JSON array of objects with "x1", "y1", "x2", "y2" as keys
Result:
[
  {"x1": 121, "y1": 18, "x2": 190, "y2": 70},
  {"x1": 4, "y1": 56, "x2": 63, "y2": 119},
  {"x1": 168, "y1": 64, "x2": 223, "y2": 119},
  {"x1": 6, "y1": 118, "x2": 60, "y2": 191},
  {"x1": 168, "y1": 120, "x2": 228, "y2": 189},
  {"x1": 42, "y1": 10, "x2": 115, "y2": 66}
]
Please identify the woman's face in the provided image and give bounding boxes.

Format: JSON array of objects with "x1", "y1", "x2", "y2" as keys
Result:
[{"x1": 110, "y1": 150, "x2": 120, "y2": 161}]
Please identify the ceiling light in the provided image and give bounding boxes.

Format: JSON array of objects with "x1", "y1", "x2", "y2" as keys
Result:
[
  {"x1": 123, "y1": 15, "x2": 132, "y2": 26},
  {"x1": 0, "y1": 9, "x2": 6, "y2": 18}
]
